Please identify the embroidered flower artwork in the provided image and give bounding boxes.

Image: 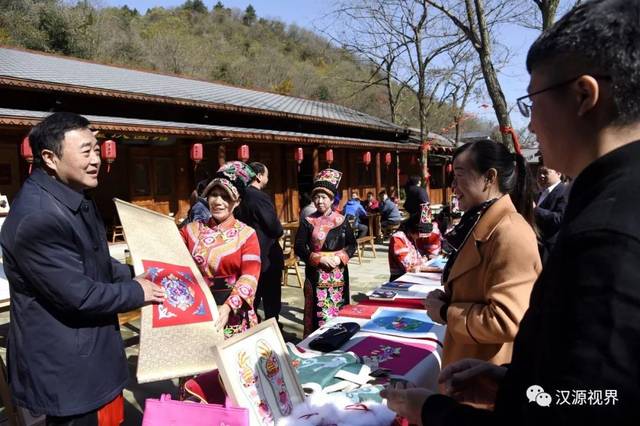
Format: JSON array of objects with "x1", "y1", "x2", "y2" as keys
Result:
[
  {"x1": 143, "y1": 260, "x2": 213, "y2": 328},
  {"x1": 313, "y1": 168, "x2": 342, "y2": 187}
]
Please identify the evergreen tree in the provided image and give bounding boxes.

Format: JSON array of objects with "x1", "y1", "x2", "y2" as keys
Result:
[{"x1": 243, "y1": 4, "x2": 256, "y2": 26}]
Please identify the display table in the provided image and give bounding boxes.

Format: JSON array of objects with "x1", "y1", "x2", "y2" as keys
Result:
[{"x1": 298, "y1": 310, "x2": 446, "y2": 392}]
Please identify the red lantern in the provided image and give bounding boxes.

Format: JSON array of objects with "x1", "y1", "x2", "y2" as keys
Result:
[
  {"x1": 237, "y1": 144, "x2": 250, "y2": 162},
  {"x1": 294, "y1": 147, "x2": 304, "y2": 172},
  {"x1": 190, "y1": 143, "x2": 203, "y2": 169},
  {"x1": 446, "y1": 163, "x2": 453, "y2": 174},
  {"x1": 362, "y1": 151, "x2": 371, "y2": 168},
  {"x1": 100, "y1": 140, "x2": 117, "y2": 173},
  {"x1": 20, "y1": 136, "x2": 33, "y2": 174},
  {"x1": 384, "y1": 152, "x2": 392, "y2": 167},
  {"x1": 325, "y1": 149, "x2": 334, "y2": 165}
]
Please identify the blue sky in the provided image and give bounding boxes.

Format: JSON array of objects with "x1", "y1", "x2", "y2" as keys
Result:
[{"x1": 103, "y1": 0, "x2": 540, "y2": 130}]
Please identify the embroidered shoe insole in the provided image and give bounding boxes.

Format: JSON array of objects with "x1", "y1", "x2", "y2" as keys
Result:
[
  {"x1": 238, "y1": 350, "x2": 274, "y2": 425},
  {"x1": 257, "y1": 339, "x2": 293, "y2": 416}
]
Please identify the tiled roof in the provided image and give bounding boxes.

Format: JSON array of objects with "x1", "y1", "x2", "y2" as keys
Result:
[
  {"x1": 0, "y1": 108, "x2": 419, "y2": 151},
  {"x1": 0, "y1": 48, "x2": 404, "y2": 132}
]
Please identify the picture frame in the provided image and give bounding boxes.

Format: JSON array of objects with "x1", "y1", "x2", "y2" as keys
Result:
[
  {"x1": 114, "y1": 198, "x2": 222, "y2": 384},
  {"x1": 212, "y1": 318, "x2": 305, "y2": 425}
]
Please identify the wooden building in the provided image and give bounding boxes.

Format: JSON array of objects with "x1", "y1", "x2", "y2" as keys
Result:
[{"x1": 0, "y1": 47, "x2": 452, "y2": 226}]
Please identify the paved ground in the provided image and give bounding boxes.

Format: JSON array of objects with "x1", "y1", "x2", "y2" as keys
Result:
[{"x1": 0, "y1": 241, "x2": 392, "y2": 425}]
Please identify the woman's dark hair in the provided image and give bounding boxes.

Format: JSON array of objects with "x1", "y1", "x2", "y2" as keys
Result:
[
  {"x1": 29, "y1": 112, "x2": 91, "y2": 168},
  {"x1": 301, "y1": 192, "x2": 312, "y2": 206},
  {"x1": 453, "y1": 140, "x2": 535, "y2": 227}
]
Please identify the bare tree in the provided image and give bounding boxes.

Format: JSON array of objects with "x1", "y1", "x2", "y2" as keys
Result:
[
  {"x1": 322, "y1": 4, "x2": 410, "y2": 123},
  {"x1": 424, "y1": 0, "x2": 527, "y2": 147},
  {"x1": 327, "y1": 0, "x2": 465, "y2": 139}
]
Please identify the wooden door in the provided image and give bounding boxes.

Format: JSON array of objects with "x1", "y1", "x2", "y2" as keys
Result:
[{"x1": 129, "y1": 147, "x2": 178, "y2": 216}]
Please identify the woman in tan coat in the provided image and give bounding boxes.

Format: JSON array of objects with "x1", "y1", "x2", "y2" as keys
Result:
[{"x1": 425, "y1": 140, "x2": 541, "y2": 368}]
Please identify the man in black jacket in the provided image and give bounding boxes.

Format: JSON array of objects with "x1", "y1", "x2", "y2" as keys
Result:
[
  {"x1": 403, "y1": 175, "x2": 429, "y2": 217},
  {"x1": 383, "y1": 1, "x2": 640, "y2": 424},
  {"x1": 0, "y1": 113, "x2": 164, "y2": 424},
  {"x1": 235, "y1": 162, "x2": 284, "y2": 322},
  {"x1": 534, "y1": 165, "x2": 568, "y2": 262}
]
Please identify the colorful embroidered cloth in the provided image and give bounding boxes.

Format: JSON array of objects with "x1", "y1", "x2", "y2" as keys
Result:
[
  {"x1": 287, "y1": 344, "x2": 363, "y2": 393},
  {"x1": 338, "y1": 304, "x2": 380, "y2": 319},
  {"x1": 347, "y1": 336, "x2": 435, "y2": 376},
  {"x1": 181, "y1": 216, "x2": 261, "y2": 338},
  {"x1": 143, "y1": 260, "x2": 213, "y2": 328}
]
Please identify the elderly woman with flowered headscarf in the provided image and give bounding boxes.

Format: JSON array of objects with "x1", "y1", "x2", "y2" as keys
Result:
[
  {"x1": 180, "y1": 161, "x2": 261, "y2": 339},
  {"x1": 294, "y1": 169, "x2": 357, "y2": 337}
]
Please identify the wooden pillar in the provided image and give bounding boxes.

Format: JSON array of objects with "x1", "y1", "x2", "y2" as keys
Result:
[
  {"x1": 395, "y1": 151, "x2": 400, "y2": 199},
  {"x1": 375, "y1": 151, "x2": 382, "y2": 195},
  {"x1": 312, "y1": 147, "x2": 320, "y2": 176},
  {"x1": 217, "y1": 144, "x2": 226, "y2": 167}
]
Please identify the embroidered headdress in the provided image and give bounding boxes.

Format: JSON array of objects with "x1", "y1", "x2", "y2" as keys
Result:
[
  {"x1": 202, "y1": 161, "x2": 256, "y2": 201},
  {"x1": 312, "y1": 168, "x2": 342, "y2": 198}
]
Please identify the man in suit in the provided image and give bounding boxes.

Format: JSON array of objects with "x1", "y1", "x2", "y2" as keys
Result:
[
  {"x1": 534, "y1": 165, "x2": 568, "y2": 262},
  {"x1": 383, "y1": 1, "x2": 640, "y2": 424},
  {"x1": 235, "y1": 162, "x2": 284, "y2": 322},
  {"x1": 0, "y1": 112, "x2": 164, "y2": 424}
]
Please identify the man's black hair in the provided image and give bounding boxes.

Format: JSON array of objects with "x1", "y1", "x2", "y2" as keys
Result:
[
  {"x1": 28, "y1": 112, "x2": 91, "y2": 168},
  {"x1": 249, "y1": 162, "x2": 266, "y2": 176},
  {"x1": 407, "y1": 175, "x2": 421, "y2": 187},
  {"x1": 526, "y1": 0, "x2": 640, "y2": 126}
]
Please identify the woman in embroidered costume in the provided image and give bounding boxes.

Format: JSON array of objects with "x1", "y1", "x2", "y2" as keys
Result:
[
  {"x1": 180, "y1": 161, "x2": 261, "y2": 339},
  {"x1": 295, "y1": 169, "x2": 356, "y2": 337},
  {"x1": 388, "y1": 203, "x2": 442, "y2": 281}
]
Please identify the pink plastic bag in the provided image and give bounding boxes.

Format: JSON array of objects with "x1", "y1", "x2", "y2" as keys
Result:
[{"x1": 142, "y1": 394, "x2": 249, "y2": 426}]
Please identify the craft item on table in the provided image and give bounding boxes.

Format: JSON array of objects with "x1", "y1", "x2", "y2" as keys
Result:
[
  {"x1": 276, "y1": 393, "x2": 396, "y2": 426},
  {"x1": 238, "y1": 349, "x2": 274, "y2": 425},
  {"x1": 426, "y1": 255, "x2": 447, "y2": 270},
  {"x1": 338, "y1": 304, "x2": 380, "y2": 319},
  {"x1": 380, "y1": 282, "x2": 414, "y2": 291},
  {"x1": 394, "y1": 272, "x2": 442, "y2": 286},
  {"x1": 212, "y1": 319, "x2": 305, "y2": 426},
  {"x1": 361, "y1": 308, "x2": 435, "y2": 339},
  {"x1": 114, "y1": 199, "x2": 220, "y2": 384},
  {"x1": 348, "y1": 336, "x2": 436, "y2": 376},
  {"x1": 334, "y1": 367, "x2": 374, "y2": 387},
  {"x1": 142, "y1": 260, "x2": 213, "y2": 328},
  {"x1": 308, "y1": 322, "x2": 360, "y2": 352},
  {"x1": 142, "y1": 394, "x2": 248, "y2": 426},
  {"x1": 367, "y1": 289, "x2": 397, "y2": 301},
  {"x1": 258, "y1": 339, "x2": 293, "y2": 416},
  {"x1": 287, "y1": 343, "x2": 364, "y2": 396}
]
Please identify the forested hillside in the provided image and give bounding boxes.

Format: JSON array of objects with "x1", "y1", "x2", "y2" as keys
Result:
[{"x1": 0, "y1": 0, "x2": 490, "y2": 133}]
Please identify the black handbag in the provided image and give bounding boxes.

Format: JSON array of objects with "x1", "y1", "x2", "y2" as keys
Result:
[{"x1": 308, "y1": 322, "x2": 361, "y2": 352}]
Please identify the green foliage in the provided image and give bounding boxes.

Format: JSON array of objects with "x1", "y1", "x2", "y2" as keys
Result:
[
  {"x1": 0, "y1": 0, "x2": 488, "y2": 134},
  {"x1": 242, "y1": 4, "x2": 256, "y2": 26},
  {"x1": 181, "y1": 0, "x2": 207, "y2": 14}
]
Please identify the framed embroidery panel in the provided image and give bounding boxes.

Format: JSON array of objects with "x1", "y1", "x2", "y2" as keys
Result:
[
  {"x1": 212, "y1": 318, "x2": 305, "y2": 426},
  {"x1": 114, "y1": 199, "x2": 222, "y2": 384}
]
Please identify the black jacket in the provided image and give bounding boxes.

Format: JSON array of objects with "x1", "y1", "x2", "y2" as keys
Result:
[
  {"x1": 404, "y1": 184, "x2": 429, "y2": 216},
  {"x1": 422, "y1": 141, "x2": 640, "y2": 425},
  {"x1": 535, "y1": 182, "x2": 569, "y2": 260},
  {"x1": 0, "y1": 169, "x2": 144, "y2": 416},
  {"x1": 235, "y1": 185, "x2": 284, "y2": 272}
]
